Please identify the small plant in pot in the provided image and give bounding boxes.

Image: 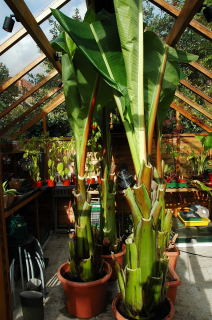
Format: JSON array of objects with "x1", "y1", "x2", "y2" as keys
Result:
[
  {"x1": 2, "y1": 181, "x2": 18, "y2": 209},
  {"x1": 20, "y1": 137, "x2": 43, "y2": 187},
  {"x1": 51, "y1": 0, "x2": 198, "y2": 318}
]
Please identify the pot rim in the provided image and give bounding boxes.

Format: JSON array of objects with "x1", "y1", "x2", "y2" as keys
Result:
[
  {"x1": 57, "y1": 260, "x2": 112, "y2": 288},
  {"x1": 101, "y1": 244, "x2": 126, "y2": 259},
  {"x1": 112, "y1": 293, "x2": 175, "y2": 320}
]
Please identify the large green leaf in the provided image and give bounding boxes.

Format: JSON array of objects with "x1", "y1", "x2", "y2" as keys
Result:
[
  {"x1": 51, "y1": 8, "x2": 127, "y2": 95},
  {"x1": 114, "y1": 0, "x2": 146, "y2": 163},
  {"x1": 51, "y1": 8, "x2": 141, "y2": 174},
  {"x1": 62, "y1": 49, "x2": 113, "y2": 172}
]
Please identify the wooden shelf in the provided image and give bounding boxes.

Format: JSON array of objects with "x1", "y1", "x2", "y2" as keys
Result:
[{"x1": 4, "y1": 189, "x2": 44, "y2": 218}]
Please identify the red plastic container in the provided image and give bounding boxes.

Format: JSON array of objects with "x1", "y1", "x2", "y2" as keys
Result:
[
  {"x1": 63, "y1": 179, "x2": 70, "y2": 186},
  {"x1": 58, "y1": 261, "x2": 112, "y2": 318},
  {"x1": 46, "y1": 179, "x2": 55, "y2": 187}
]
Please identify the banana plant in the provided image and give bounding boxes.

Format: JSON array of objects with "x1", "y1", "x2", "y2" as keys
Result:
[
  {"x1": 52, "y1": 1, "x2": 198, "y2": 317},
  {"x1": 52, "y1": 31, "x2": 114, "y2": 281}
]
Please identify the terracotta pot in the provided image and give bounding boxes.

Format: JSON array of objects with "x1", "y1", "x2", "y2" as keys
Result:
[
  {"x1": 101, "y1": 244, "x2": 126, "y2": 280},
  {"x1": 63, "y1": 179, "x2": 70, "y2": 186},
  {"x1": 87, "y1": 177, "x2": 95, "y2": 185},
  {"x1": 166, "y1": 267, "x2": 181, "y2": 304},
  {"x1": 46, "y1": 179, "x2": 55, "y2": 187},
  {"x1": 35, "y1": 181, "x2": 42, "y2": 188},
  {"x1": 58, "y1": 261, "x2": 112, "y2": 318},
  {"x1": 112, "y1": 294, "x2": 175, "y2": 320},
  {"x1": 164, "y1": 245, "x2": 180, "y2": 269},
  {"x1": 97, "y1": 176, "x2": 102, "y2": 184}
]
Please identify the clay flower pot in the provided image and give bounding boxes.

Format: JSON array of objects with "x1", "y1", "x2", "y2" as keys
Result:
[
  {"x1": 35, "y1": 181, "x2": 42, "y2": 188},
  {"x1": 46, "y1": 179, "x2": 55, "y2": 187},
  {"x1": 164, "y1": 244, "x2": 180, "y2": 269},
  {"x1": 166, "y1": 267, "x2": 181, "y2": 304},
  {"x1": 87, "y1": 177, "x2": 95, "y2": 185},
  {"x1": 101, "y1": 244, "x2": 126, "y2": 280},
  {"x1": 63, "y1": 179, "x2": 70, "y2": 186},
  {"x1": 112, "y1": 294, "x2": 175, "y2": 320},
  {"x1": 57, "y1": 261, "x2": 112, "y2": 318}
]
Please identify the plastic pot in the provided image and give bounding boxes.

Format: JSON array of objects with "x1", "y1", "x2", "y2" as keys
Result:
[
  {"x1": 164, "y1": 244, "x2": 180, "y2": 269},
  {"x1": 35, "y1": 181, "x2": 42, "y2": 188},
  {"x1": 166, "y1": 267, "x2": 181, "y2": 304},
  {"x1": 57, "y1": 261, "x2": 112, "y2": 318},
  {"x1": 63, "y1": 179, "x2": 70, "y2": 186},
  {"x1": 46, "y1": 179, "x2": 55, "y2": 187},
  {"x1": 112, "y1": 294, "x2": 175, "y2": 320},
  {"x1": 101, "y1": 244, "x2": 126, "y2": 280},
  {"x1": 19, "y1": 290, "x2": 44, "y2": 320}
]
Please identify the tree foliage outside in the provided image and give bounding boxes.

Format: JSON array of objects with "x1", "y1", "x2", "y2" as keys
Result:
[{"x1": 143, "y1": 0, "x2": 211, "y2": 134}]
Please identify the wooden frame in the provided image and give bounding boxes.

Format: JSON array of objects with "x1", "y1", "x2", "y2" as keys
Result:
[
  {"x1": 4, "y1": 0, "x2": 62, "y2": 73},
  {"x1": 0, "y1": 69, "x2": 58, "y2": 119},
  {"x1": 0, "y1": 0, "x2": 70, "y2": 55}
]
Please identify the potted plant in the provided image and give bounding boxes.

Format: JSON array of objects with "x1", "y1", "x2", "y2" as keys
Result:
[
  {"x1": 187, "y1": 134, "x2": 212, "y2": 180},
  {"x1": 2, "y1": 181, "x2": 18, "y2": 209},
  {"x1": 50, "y1": 24, "x2": 114, "y2": 318},
  {"x1": 51, "y1": 1, "x2": 198, "y2": 318},
  {"x1": 20, "y1": 137, "x2": 44, "y2": 188}
]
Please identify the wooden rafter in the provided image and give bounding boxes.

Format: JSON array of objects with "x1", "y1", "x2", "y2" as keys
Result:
[
  {"x1": 4, "y1": 0, "x2": 62, "y2": 73},
  {"x1": 180, "y1": 79, "x2": 212, "y2": 104},
  {"x1": 0, "y1": 69, "x2": 58, "y2": 120},
  {"x1": 0, "y1": 87, "x2": 62, "y2": 136},
  {"x1": 171, "y1": 102, "x2": 212, "y2": 132},
  {"x1": 0, "y1": 0, "x2": 70, "y2": 55},
  {"x1": 12, "y1": 92, "x2": 65, "y2": 139},
  {"x1": 149, "y1": 0, "x2": 212, "y2": 41},
  {"x1": 166, "y1": 0, "x2": 204, "y2": 46},
  {"x1": 189, "y1": 62, "x2": 212, "y2": 79},
  {"x1": 175, "y1": 91, "x2": 212, "y2": 120},
  {"x1": 0, "y1": 54, "x2": 46, "y2": 93}
]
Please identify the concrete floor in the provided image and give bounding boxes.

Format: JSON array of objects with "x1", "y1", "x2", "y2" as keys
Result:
[{"x1": 14, "y1": 233, "x2": 212, "y2": 319}]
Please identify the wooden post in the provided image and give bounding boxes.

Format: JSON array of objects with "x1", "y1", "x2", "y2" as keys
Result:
[{"x1": 0, "y1": 153, "x2": 12, "y2": 320}]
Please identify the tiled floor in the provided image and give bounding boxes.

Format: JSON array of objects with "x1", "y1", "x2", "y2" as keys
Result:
[
  {"x1": 14, "y1": 233, "x2": 212, "y2": 319},
  {"x1": 174, "y1": 244, "x2": 212, "y2": 320}
]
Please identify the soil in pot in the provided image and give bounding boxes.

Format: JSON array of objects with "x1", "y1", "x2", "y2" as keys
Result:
[
  {"x1": 58, "y1": 261, "x2": 112, "y2": 318},
  {"x1": 112, "y1": 294, "x2": 175, "y2": 320}
]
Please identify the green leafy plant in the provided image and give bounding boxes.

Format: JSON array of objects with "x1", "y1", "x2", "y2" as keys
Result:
[
  {"x1": 2, "y1": 181, "x2": 17, "y2": 195},
  {"x1": 51, "y1": 1, "x2": 198, "y2": 317},
  {"x1": 187, "y1": 134, "x2": 212, "y2": 177},
  {"x1": 20, "y1": 137, "x2": 45, "y2": 182}
]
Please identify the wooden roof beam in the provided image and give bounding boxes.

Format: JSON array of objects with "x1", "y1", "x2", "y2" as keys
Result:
[
  {"x1": 0, "y1": 54, "x2": 46, "y2": 93},
  {"x1": 1, "y1": 0, "x2": 70, "y2": 55},
  {"x1": 189, "y1": 62, "x2": 212, "y2": 79},
  {"x1": 4, "y1": 0, "x2": 62, "y2": 74},
  {"x1": 175, "y1": 91, "x2": 212, "y2": 120},
  {"x1": 170, "y1": 102, "x2": 212, "y2": 132},
  {"x1": 0, "y1": 86, "x2": 62, "y2": 136},
  {"x1": 179, "y1": 79, "x2": 212, "y2": 104},
  {"x1": 0, "y1": 69, "x2": 58, "y2": 120},
  {"x1": 12, "y1": 92, "x2": 65, "y2": 139},
  {"x1": 149, "y1": 0, "x2": 212, "y2": 41},
  {"x1": 166, "y1": 0, "x2": 204, "y2": 46}
]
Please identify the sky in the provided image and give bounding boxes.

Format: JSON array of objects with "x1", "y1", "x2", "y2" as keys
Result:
[{"x1": 0, "y1": 0, "x2": 87, "y2": 76}]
